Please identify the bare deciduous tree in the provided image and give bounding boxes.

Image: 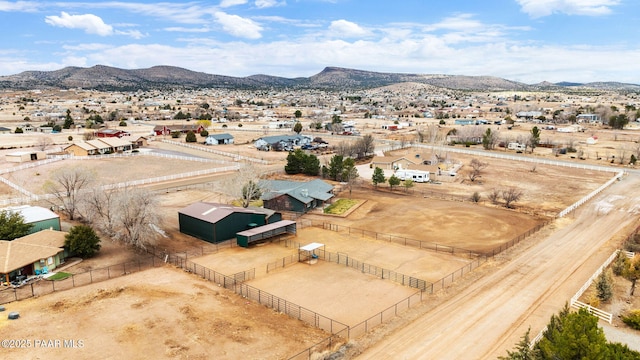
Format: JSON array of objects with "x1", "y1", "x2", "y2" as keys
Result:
[
  {"x1": 359, "y1": 134, "x2": 375, "y2": 157},
  {"x1": 37, "y1": 136, "x2": 53, "y2": 151},
  {"x1": 502, "y1": 187, "x2": 524, "y2": 209},
  {"x1": 83, "y1": 187, "x2": 119, "y2": 237},
  {"x1": 488, "y1": 188, "x2": 501, "y2": 205},
  {"x1": 113, "y1": 187, "x2": 159, "y2": 249},
  {"x1": 468, "y1": 158, "x2": 488, "y2": 182},
  {"x1": 218, "y1": 163, "x2": 268, "y2": 208},
  {"x1": 43, "y1": 166, "x2": 95, "y2": 220}
]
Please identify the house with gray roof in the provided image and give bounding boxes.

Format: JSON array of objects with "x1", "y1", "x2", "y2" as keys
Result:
[
  {"x1": 261, "y1": 179, "x2": 334, "y2": 213},
  {"x1": 254, "y1": 134, "x2": 311, "y2": 151},
  {"x1": 205, "y1": 133, "x2": 234, "y2": 145}
]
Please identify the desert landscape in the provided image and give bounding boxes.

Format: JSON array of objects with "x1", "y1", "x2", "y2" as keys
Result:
[{"x1": 1, "y1": 83, "x2": 639, "y2": 359}]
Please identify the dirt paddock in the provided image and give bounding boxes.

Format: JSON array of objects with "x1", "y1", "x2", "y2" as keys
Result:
[
  {"x1": 0, "y1": 266, "x2": 330, "y2": 360},
  {"x1": 247, "y1": 261, "x2": 419, "y2": 327}
]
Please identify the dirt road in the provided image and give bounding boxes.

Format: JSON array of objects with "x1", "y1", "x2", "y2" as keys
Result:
[{"x1": 356, "y1": 174, "x2": 640, "y2": 359}]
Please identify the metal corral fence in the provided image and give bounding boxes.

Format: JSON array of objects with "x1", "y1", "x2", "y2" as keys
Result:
[
  {"x1": 430, "y1": 255, "x2": 488, "y2": 294},
  {"x1": 161, "y1": 139, "x2": 269, "y2": 164},
  {"x1": 557, "y1": 171, "x2": 624, "y2": 218},
  {"x1": 274, "y1": 237, "x2": 430, "y2": 291},
  {"x1": 484, "y1": 221, "x2": 549, "y2": 257},
  {"x1": 300, "y1": 219, "x2": 480, "y2": 257},
  {"x1": 287, "y1": 335, "x2": 346, "y2": 360},
  {"x1": 0, "y1": 256, "x2": 161, "y2": 305},
  {"x1": 266, "y1": 254, "x2": 299, "y2": 273},
  {"x1": 238, "y1": 283, "x2": 349, "y2": 335},
  {"x1": 348, "y1": 291, "x2": 423, "y2": 339}
]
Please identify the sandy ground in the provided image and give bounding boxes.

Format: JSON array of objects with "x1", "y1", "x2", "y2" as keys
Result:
[
  {"x1": 304, "y1": 188, "x2": 542, "y2": 254},
  {"x1": 354, "y1": 174, "x2": 640, "y2": 360},
  {"x1": 247, "y1": 261, "x2": 419, "y2": 327},
  {"x1": 1, "y1": 124, "x2": 639, "y2": 358},
  {"x1": 0, "y1": 266, "x2": 330, "y2": 360}
]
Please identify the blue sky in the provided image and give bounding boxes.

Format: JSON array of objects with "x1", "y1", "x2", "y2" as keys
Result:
[{"x1": 1, "y1": 0, "x2": 639, "y2": 83}]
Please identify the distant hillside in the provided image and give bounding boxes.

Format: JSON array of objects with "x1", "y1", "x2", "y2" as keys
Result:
[{"x1": 0, "y1": 65, "x2": 638, "y2": 92}]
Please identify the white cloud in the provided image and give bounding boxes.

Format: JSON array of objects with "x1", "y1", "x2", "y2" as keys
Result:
[
  {"x1": 164, "y1": 26, "x2": 211, "y2": 33},
  {"x1": 219, "y1": 0, "x2": 248, "y2": 8},
  {"x1": 329, "y1": 20, "x2": 369, "y2": 38},
  {"x1": 516, "y1": 0, "x2": 620, "y2": 18},
  {"x1": 214, "y1": 11, "x2": 263, "y2": 39},
  {"x1": 255, "y1": 0, "x2": 285, "y2": 8},
  {"x1": 0, "y1": 1, "x2": 39, "y2": 12},
  {"x1": 45, "y1": 12, "x2": 114, "y2": 36}
]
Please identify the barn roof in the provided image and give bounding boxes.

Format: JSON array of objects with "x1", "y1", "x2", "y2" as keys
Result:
[
  {"x1": 261, "y1": 179, "x2": 334, "y2": 204},
  {"x1": 178, "y1": 202, "x2": 275, "y2": 224},
  {"x1": 1, "y1": 205, "x2": 59, "y2": 224}
]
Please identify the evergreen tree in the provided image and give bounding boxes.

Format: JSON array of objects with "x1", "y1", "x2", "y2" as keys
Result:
[
  {"x1": 293, "y1": 122, "x2": 303, "y2": 134},
  {"x1": 185, "y1": 130, "x2": 197, "y2": 143},
  {"x1": 388, "y1": 175, "x2": 401, "y2": 190},
  {"x1": 372, "y1": 167, "x2": 386, "y2": 187},
  {"x1": 285, "y1": 149, "x2": 305, "y2": 174},
  {"x1": 499, "y1": 328, "x2": 540, "y2": 360},
  {"x1": 328, "y1": 155, "x2": 344, "y2": 181},
  {"x1": 65, "y1": 225, "x2": 101, "y2": 258},
  {"x1": 0, "y1": 210, "x2": 33, "y2": 239},
  {"x1": 595, "y1": 269, "x2": 613, "y2": 302},
  {"x1": 302, "y1": 153, "x2": 320, "y2": 176}
]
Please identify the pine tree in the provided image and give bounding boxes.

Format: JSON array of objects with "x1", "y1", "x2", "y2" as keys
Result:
[
  {"x1": 371, "y1": 167, "x2": 385, "y2": 187},
  {"x1": 595, "y1": 269, "x2": 613, "y2": 302},
  {"x1": 499, "y1": 327, "x2": 540, "y2": 360}
]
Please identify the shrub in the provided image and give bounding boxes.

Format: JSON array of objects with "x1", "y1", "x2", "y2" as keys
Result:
[
  {"x1": 471, "y1": 192, "x2": 481, "y2": 203},
  {"x1": 622, "y1": 310, "x2": 640, "y2": 330},
  {"x1": 200, "y1": 129, "x2": 209, "y2": 137},
  {"x1": 171, "y1": 131, "x2": 181, "y2": 138}
]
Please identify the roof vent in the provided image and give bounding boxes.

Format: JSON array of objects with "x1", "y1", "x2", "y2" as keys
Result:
[{"x1": 300, "y1": 189, "x2": 308, "y2": 197}]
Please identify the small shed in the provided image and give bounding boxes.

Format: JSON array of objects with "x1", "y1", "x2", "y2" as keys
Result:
[
  {"x1": 236, "y1": 220, "x2": 297, "y2": 248},
  {"x1": 5, "y1": 151, "x2": 46, "y2": 163}
]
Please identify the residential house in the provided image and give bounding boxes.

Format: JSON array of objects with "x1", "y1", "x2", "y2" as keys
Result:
[
  {"x1": 261, "y1": 179, "x2": 334, "y2": 213},
  {"x1": 254, "y1": 134, "x2": 311, "y2": 151},
  {"x1": 205, "y1": 133, "x2": 234, "y2": 145},
  {"x1": 153, "y1": 124, "x2": 205, "y2": 136},
  {"x1": 63, "y1": 137, "x2": 133, "y2": 156},
  {"x1": 0, "y1": 229, "x2": 68, "y2": 284},
  {"x1": 95, "y1": 128, "x2": 131, "y2": 138}
]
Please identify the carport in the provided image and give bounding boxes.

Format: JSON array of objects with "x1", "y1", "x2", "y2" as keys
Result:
[{"x1": 236, "y1": 220, "x2": 297, "y2": 248}]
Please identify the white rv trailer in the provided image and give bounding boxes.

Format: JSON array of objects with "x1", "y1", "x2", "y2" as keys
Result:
[{"x1": 395, "y1": 170, "x2": 430, "y2": 183}]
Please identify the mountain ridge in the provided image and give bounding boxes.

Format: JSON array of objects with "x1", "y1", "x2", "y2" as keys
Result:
[{"x1": 0, "y1": 65, "x2": 638, "y2": 92}]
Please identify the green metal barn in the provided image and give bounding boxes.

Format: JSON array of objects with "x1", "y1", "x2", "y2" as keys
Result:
[{"x1": 178, "y1": 202, "x2": 282, "y2": 244}]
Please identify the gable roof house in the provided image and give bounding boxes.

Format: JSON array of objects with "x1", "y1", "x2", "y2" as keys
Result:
[
  {"x1": 0, "y1": 229, "x2": 68, "y2": 284},
  {"x1": 153, "y1": 124, "x2": 205, "y2": 136},
  {"x1": 95, "y1": 128, "x2": 131, "y2": 138},
  {"x1": 261, "y1": 179, "x2": 334, "y2": 213},
  {"x1": 63, "y1": 137, "x2": 133, "y2": 156},
  {"x1": 205, "y1": 133, "x2": 234, "y2": 145},
  {"x1": 254, "y1": 134, "x2": 311, "y2": 151}
]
